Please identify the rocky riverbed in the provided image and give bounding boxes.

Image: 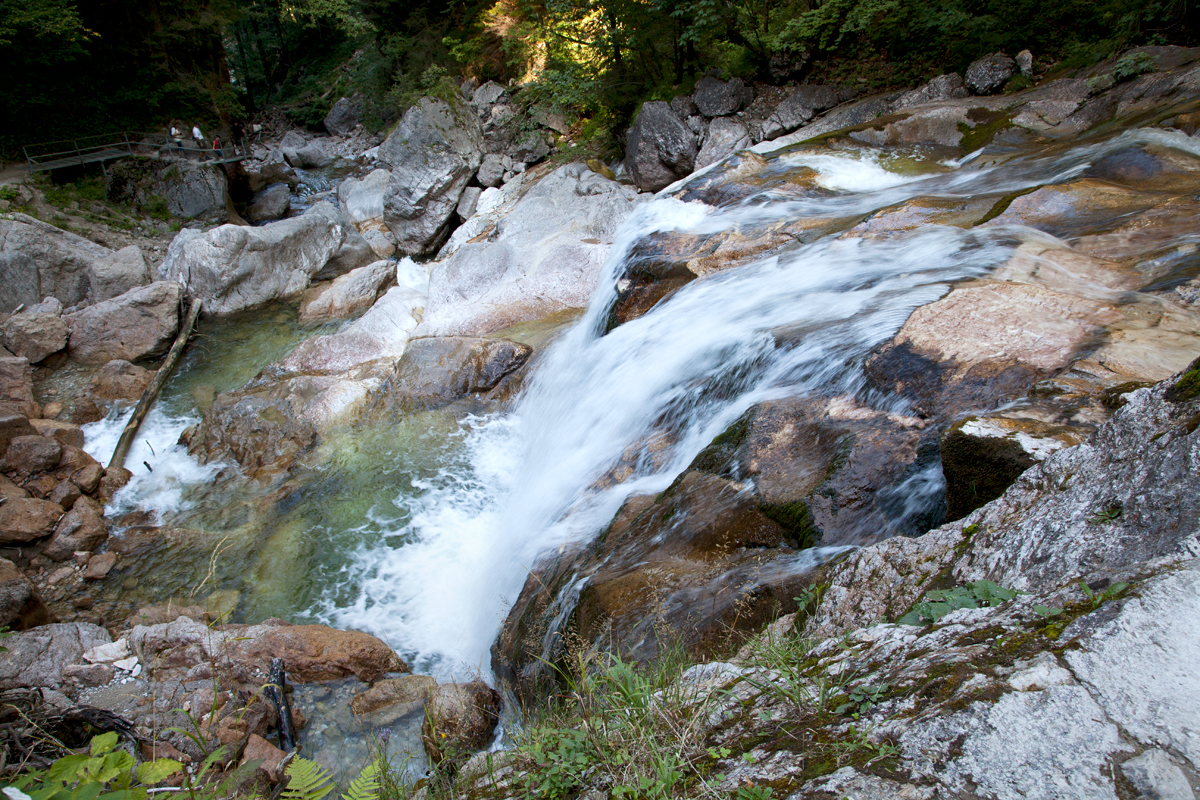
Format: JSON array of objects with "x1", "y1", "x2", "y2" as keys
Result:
[{"x1": 1, "y1": 44, "x2": 1199, "y2": 799}]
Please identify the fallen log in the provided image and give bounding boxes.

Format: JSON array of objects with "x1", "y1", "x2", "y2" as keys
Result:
[{"x1": 108, "y1": 298, "x2": 202, "y2": 472}]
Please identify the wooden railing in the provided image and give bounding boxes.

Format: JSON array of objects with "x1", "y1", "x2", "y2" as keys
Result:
[{"x1": 23, "y1": 131, "x2": 247, "y2": 172}]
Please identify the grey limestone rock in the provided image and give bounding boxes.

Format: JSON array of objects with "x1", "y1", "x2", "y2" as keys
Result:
[
  {"x1": 159, "y1": 201, "x2": 369, "y2": 315},
  {"x1": 1120, "y1": 750, "x2": 1196, "y2": 800},
  {"x1": 695, "y1": 117, "x2": 751, "y2": 169},
  {"x1": 761, "y1": 84, "x2": 839, "y2": 139},
  {"x1": 1017, "y1": 49, "x2": 1035, "y2": 78},
  {"x1": 337, "y1": 168, "x2": 390, "y2": 230},
  {"x1": 624, "y1": 101, "x2": 698, "y2": 192},
  {"x1": 470, "y1": 81, "x2": 507, "y2": 108},
  {"x1": 324, "y1": 97, "x2": 361, "y2": 137},
  {"x1": 378, "y1": 336, "x2": 532, "y2": 412},
  {"x1": 0, "y1": 214, "x2": 112, "y2": 311},
  {"x1": 477, "y1": 153, "x2": 506, "y2": 188},
  {"x1": 457, "y1": 186, "x2": 482, "y2": 220},
  {"x1": 286, "y1": 141, "x2": 333, "y2": 169},
  {"x1": 0, "y1": 622, "x2": 111, "y2": 690},
  {"x1": 90, "y1": 245, "x2": 151, "y2": 302},
  {"x1": 894, "y1": 73, "x2": 970, "y2": 110},
  {"x1": 379, "y1": 97, "x2": 484, "y2": 256},
  {"x1": 967, "y1": 52, "x2": 1017, "y2": 95}
]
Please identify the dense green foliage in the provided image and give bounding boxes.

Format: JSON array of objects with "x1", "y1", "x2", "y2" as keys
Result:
[{"x1": 1, "y1": 0, "x2": 1196, "y2": 157}]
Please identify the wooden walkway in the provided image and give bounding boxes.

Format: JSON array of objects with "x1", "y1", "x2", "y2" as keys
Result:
[{"x1": 24, "y1": 131, "x2": 246, "y2": 173}]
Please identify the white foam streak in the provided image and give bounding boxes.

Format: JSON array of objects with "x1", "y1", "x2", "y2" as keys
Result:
[{"x1": 83, "y1": 408, "x2": 223, "y2": 520}]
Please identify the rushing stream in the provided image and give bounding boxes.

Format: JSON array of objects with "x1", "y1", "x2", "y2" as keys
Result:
[{"x1": 81, "y1": 126, "x2": 1200, "y2": 687}]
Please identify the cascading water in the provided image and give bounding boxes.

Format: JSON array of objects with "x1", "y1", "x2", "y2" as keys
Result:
[
  {"x1": 90, "y1": 126, "x2": 1200, "y2": 685},
  {"x1": 322, "y1": 130, "x2": 1198, "y2": 679}
]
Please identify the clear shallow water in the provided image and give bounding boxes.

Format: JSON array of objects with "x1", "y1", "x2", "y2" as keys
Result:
[{"x1": 88, "y1": 128, "x2": 1200, "y2": 681}]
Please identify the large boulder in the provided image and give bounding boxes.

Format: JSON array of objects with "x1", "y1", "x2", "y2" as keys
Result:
[
  {"x1": 418, "y1": 164, "x2": 645, "y2": 337},
  {"x1": 2, "y1": 312, "x2": 68, "y2": 363},
  {"x1": 692, "y1": 75, "x2": 754, "y2": 117},
  {"x1": 158, "y1": 201, "x2": 370, "y2": 315},
  {"x1": 894, "y1": 73, "x2": 970, "y2": 110},
  {"x1": 129, "y1": 616, "x2": 408, "y2": 684},
  {"x1": 0, "y1": 214, "x2": 112, "y2": 311},
  {"x1": 286, "y1": 141, "x2": 333, "y2": 169},
  {"x1": 0, "y1": 498, "x2": 64, "y2": 544},
  {"x1": 966, "y1": 52, "x2": 1017, "y2": 95},
  {"x1": 105, "y1": 158, "x2": 227, "y2": 220},
  {"x1": 324, "y1": 97, "x2": 361, "y2": 136},
  {"x1": 88, "y1": 359, "x2": 154, "y2": 405},
  {"x1": 66, "y1": 282, "x2": 183, "y2": 365},
  {"x1": 245, "y1": 183, "x2": 291, "y2": 222},
  {"x1": 337, "y1": 169, "x2": 390, "y2": 231},
  {"x1": 379, "y1": 97, "x2": 484, "y2": 256},
  {"x1": 624, "y1": 101, "x2": 698, "y2": 192},
  {"x1": 90, "y1": 245, "x2": 151, "y2": 302},
  {"x1": 282, "y1": 285, "x2": 423, "y2": 375},
  {"x1": 42, "y1": 496, "x2": 108, "y2": 561},
  {"x1": 186, "y1": 393, "x2": 318, "y2": 481}
]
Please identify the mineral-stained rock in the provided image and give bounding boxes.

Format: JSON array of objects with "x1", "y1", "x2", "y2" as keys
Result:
[
  {"x1": 421, "y1": 681, "x2": 501, "y2": 765},
  {"x1": 0, "y1": 357, "x2": 41, "y2": 420},
  {"x1": 1, "y1": 434, "x2": 62, "y2": 476},
  {"x1": 88, "y1": 359, "x2": 154, "y2": 404},
  {"x1": 379, "y1": 97, "x2": 484, "y2": 256},
  {"x1": 624, "y1": 101, "x2": 698, "y2": 192},
  {"x1": 350, "y1": 674, "x2": 438, "y2": 725},
  {"x1": 42, "y1": 496, "x2": 108, "y2": 561},
  {"x1": 66, "y1": 282, "x2": 183, "y2": 365},
  {"x1": 0, "y1": 622, "x2": 111, "y2": 689},
  {"x1": 129, "y1": 616, "x2": 408, "y2": 684},
  {"x1": 376, "y1": 337, "x2": 532, "y2": 411}
]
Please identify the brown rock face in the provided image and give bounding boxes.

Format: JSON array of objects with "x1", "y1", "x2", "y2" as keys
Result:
[
  {"x1": 421, "y1": 681, "x2": 501, "y2": 766},
  {"x1": 29, "y1": 419, "x2": 85, "y2": 449},
  {"x1": 88, "y1": 359, "x2": 154, "y2": 404},
  {"x1": 1, "y1": 434, "x2": 63, "y2": 476},
  {"x1": 42, "y1": 497, "x2": 108, "y2": 561},
  {"x1": 2, "y1": 313, "x2": 68, "y2": 363},
  {"x1": 130, "y1": 616, "x2": 409, "y2": 685},
  {"x1": 0, "y1": 413, "x2": 37, "y2": 455},
  {"x1": 0, "y1": 556, "x2": 52, "y2": 629},
  {"x1": 0, "y1": 357, "x2": 41, "y2": 418},
  {"x1": 187, "y1": 394, "x2": 317, "y2": 481},
  {"x1": 0, "y1": 498, "x2": 65, "y2": 544},
  {"x1": 376, "y1": 337, "x2": 532, "y2": 412}
]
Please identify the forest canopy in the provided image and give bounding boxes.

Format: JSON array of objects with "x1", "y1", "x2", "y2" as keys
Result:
[{"x1": 1, "y1": 0, "x2": 1195, "y2": 156}]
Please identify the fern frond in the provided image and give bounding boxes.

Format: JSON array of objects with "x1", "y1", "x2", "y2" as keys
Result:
[
  {"x1": 282, "y1": 757, "x2": 334, "y2": 800},
  {"x1": 342, "y1": 760, "x2": 380, "y2": 800}
]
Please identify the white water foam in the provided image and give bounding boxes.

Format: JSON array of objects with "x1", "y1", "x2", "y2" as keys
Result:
[{"x1": 83, "y1": 407, "x2": 223, "y2": 520}]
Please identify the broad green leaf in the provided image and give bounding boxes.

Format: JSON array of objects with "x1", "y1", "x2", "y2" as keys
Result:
[
  {"x1": 135, "y1": 760, "x2": 182, "y2": 785},
  {"x1": 90, "y1": 733, "x2": 119, "y2": 757}
]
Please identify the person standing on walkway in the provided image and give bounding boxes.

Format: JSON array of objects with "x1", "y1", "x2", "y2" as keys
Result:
[{"x1": 192, "y1": 124, "x2": 206, "y2": 160}]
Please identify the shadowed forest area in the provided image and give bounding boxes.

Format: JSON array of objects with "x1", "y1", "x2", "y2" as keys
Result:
[{"x1": 2, "y1": 0, "x2": 1196, "y2": 157}]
